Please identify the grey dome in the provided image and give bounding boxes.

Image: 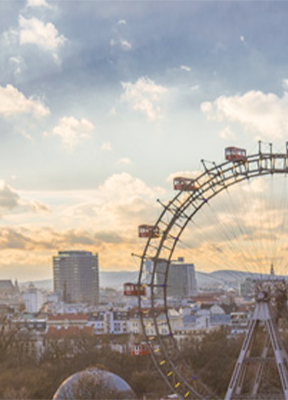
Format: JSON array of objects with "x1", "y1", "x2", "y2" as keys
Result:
[{"x1": 53, "y1": 368, "x2": 136, "y2": 399}]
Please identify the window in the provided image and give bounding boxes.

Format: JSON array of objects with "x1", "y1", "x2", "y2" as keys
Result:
[{"x1": 114, "y1": 322, "x2": 121, "y2": 332}]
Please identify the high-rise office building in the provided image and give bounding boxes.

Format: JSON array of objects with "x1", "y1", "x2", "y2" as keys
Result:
[
  {"x1": 156, "y1": 257, "x2": 197, "y2": 297},
  {"x1": 53, "y1": 251, "x2": 99, "y2": 304}
]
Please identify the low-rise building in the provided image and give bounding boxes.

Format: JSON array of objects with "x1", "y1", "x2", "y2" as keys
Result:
[
  {"x1": 129, "y1": 308, "x2": 183, "y2": 336},
  {"x1": 109, "y1": 310, "x2": 129, "y2": 334},
  {"x1": 47, "y1": 313, "x2": 88, "y2": 330},
  {"x1": 88, "y1": 311, "x2": 106, "y2": 334},
  {"x1": 88, "y1": 309, "x2": 130, "y2": 335},
  {"x1": 11, "y1": 316, "x2": 46, "y2": 332}
]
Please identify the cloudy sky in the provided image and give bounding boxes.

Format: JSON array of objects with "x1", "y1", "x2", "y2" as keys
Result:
[{"x1": 1, "y1": 0, "x2": 288, "y2": 280}]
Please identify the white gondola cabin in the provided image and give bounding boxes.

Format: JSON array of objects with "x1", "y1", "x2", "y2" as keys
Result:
[
  {"x1": 138, "y1": 224, "x2": 160, "y2": 238},
  {"x1": 124, "y1": 283, "x2": 146, "y2": 296},
  {"x1": 225, "y1": 147, "x2": 247, "y2": 162},
  {"x1": 173, "y1": 177, "x2": 197, "y2": 191}
]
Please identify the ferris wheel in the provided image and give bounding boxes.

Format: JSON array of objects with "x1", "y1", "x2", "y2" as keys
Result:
[{"x1": 136, "y1": 141, "x2": 288, "y2": 400}]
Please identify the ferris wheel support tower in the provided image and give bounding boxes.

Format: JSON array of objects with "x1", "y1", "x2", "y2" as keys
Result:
[{"x1": 225, "y1": 278, "x2": 288, "y2": 400}]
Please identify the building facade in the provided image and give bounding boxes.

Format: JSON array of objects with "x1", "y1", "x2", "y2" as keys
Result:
[
  {"x1": 53, "y1": 251, "x2": 99, "y2": 304},
  {"x1": 23, "y1": 282, "x2": 46, "y2": 313},
  {"x1": 88, "y1": 310, "x2": 129, "y2": 335},
  {"x1": 156, "y1": 257, "x2": 198, "y2": 297}
]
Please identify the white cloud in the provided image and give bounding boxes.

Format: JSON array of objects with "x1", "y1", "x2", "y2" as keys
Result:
[
  {"x1": 0, "y1": 181, "x2": 49, "y2": 215},
  {"x1": 0, "y1": 84, "x2": 50, "y2": 118},
  {"x1": 200, "y1": 101, "x2": 212, "y2": 114},
  {"x1": 118, "y1": 157, "x2": 132, "y2": 165},
  {"x1": 98, "y1": 173, "x2": 157, "y2": 197},
  {"x1": 110, "y1": 37, "x2": 132, "y2": 51},
  {"x1": 242, "y1": 177, "x2": 267, "y2": 194},
  {"x1": 180, "y1": 65, "x2": 191, "y2": 72},
  {"x1": 19, "y1": 16, "x2": 66, "y2": 52},
  {"x1": 3, "y1": 29, "x2": 18, "y2": 47},
  {"x1": 219, "y1": 126, "x2": 236, "y2": 140},
  {"x1": 27, "y1": 0, "x2": 51, "y2": 8},
  {"x1": 9, "y1": 56, "x2": 25, "y2": 77},
  {"x1": 190, "y1": 85, "x2": 200, "y2": 91},
  {"x1": 0, "y1": 173, "x2": 165, "y2": 272},
  {"x1": 0, "y1": 181, "x2": 21, "y2": 210},
  {"x1": 51, "y1": 116, "x2": 94, "y2": 149},
  {"x1": 282, "y1": 79, "x2": 288, "y2": 90},
  {"x1": 120, "y1": 39, "x2": 132, "y2": 51},
  {"x1": 25, "y1": 199, "x2": 50, "y2": 214},
  {"x1": 19, "y1": 129, "x2": 33, "y2": 141},
  {"x1": 101, "y1": 142, "x2": 113, "y2": 151},
  {"x1": 166, "y1": 170, "x2": 201, "y2": 184},
  {"x1": 240, "y1": 35, "x2": 245, "y2": 42},
  {"x1": 121, "y1": 77, "x2": 168, "y2": 121},
  {"x1": 110, "y1": 20, "x2": 132, "y2": 52},
  {"x1": 64, "y1": 173, "x2": 165, "y2": 235},
  {"x1": 201, "y1": 90, "x2": 288, "y2": 139}
]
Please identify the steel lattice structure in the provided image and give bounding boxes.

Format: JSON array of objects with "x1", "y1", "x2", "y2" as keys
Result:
[
  {"x1": 225, "y1": 278, "x2": 288, "y2": 400},
  {"x1": 137, "y1": 143, "x2": 288, "y2": 399}
]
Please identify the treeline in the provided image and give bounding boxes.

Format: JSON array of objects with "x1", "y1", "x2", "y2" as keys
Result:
[
  {"x1": 181, "y1": 327, "x2": 288, "y2": 398},
  {"x1": 180, "y1": 328, "x2": 243, "y2": 398},
  {"x1": 0, "y1": 324, "x2": 166, "y2": 399},
  {"x1": 0, "y1": 323, "x2": 277, "y2": 399}
]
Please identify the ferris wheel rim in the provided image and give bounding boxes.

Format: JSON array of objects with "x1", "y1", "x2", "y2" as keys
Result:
[{"x1": 137, "y1": 148, "x2": 288, "y2": 399}]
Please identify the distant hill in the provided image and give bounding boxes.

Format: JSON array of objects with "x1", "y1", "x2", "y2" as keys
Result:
[
  {"x1": 210, "y1": 270, "x2": 253, "y2": 281},
  {"x1": 99, "y1": 271, "x2": 138, "y2": 289},
  {"x1": 21, "y1": 269, "x2": 279, "y2": 291},
  {"x1": 209, "y1": 270, "x2": 275, "y2": 282},
  {"x1": 20, "y1": 271, "x2": 139, "y2": 291},
  {"x1": 19, "y1": 279, "x2": 53, "y2": 290},
  {"x1": 100, "y1": 270, "x2": 229, "y2": 289}
]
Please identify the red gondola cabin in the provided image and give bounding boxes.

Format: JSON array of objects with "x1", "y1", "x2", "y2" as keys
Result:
[
  {"x1": 173, "y1": 177, "x2": 197, "y2": 191},
  {"x1": 131, "y1": 342, "x2": 151, "y2": 356},
  {"x1": 225, "y1": 147, "x2": 247, "y2": 162},
  {"x1": 123, "y1": 283, "x2": 146, "y2": 296},
  {"x1": 138, "y1": 225, "x2": 160, "y2": 238}
]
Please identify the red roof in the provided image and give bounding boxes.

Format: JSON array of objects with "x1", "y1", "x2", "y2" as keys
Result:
[
  {"x1": 46, "y1": 326, "x2": 94, "y2": 339},
  {"x1": 191, "y1": 295, "x2": 220, "y2": 303},
  {"x1": 236, "y1": 305, "x2": 250, "y2": 313},
  {"x1": 48, "y1": 313, "x2": 88, "y2": 321}
]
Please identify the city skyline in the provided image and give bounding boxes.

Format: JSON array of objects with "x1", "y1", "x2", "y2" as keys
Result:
[{"x1": 1, "y1": 1, "x2": 288, "y2": 280}]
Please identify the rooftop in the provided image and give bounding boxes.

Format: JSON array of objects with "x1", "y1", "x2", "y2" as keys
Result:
[
  {"x1": 46, "y1": 326, "x2": 94, "y2": 338},
  {"x1": 56, "y1": 251, "x2": 96, "y2": 257},
  {"x1": 0, "y1": 280, "x2": 15, "y2": 290},
  {"x1": 48, "y1": 313, "x2": 88, "y2": 321}
]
